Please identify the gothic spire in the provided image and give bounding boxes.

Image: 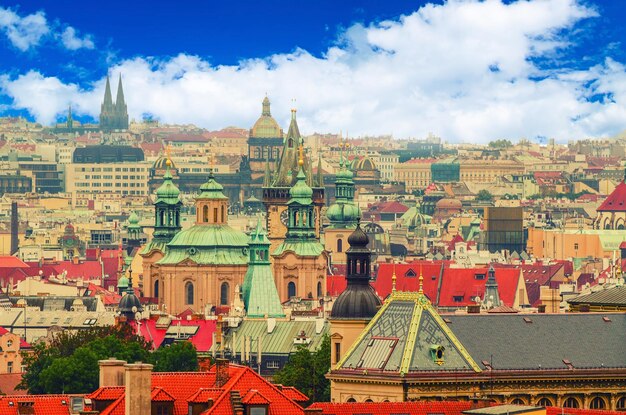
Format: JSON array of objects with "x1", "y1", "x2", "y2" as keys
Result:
[
  {"x1": 103, "y1": 76, "x2": 113, "y2": 108},
  {"x1": 116, "y1": 74, "x2": 126, "y2": 109},
  {"x1": 263, "y1": 152, "x2": 272, "y2": 187}
]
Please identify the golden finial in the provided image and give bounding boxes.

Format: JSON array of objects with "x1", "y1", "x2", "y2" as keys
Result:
[
  {"x1": 298, "y1": 144, "x2": 304, "y2": 167},
  {"x1": 392, "y1": 260, "x2": 397, "y2": 293},
  {"x1": 419, "y1": 264, "x2": 424, "y2": 294},
  {"x1": 165, "y1": 158, "x2": 172, "y2": 167}
]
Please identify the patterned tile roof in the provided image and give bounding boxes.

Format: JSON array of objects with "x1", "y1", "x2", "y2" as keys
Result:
[
  {"x1": 0, "y1": 394, "x2": 79, "y2": 415},
  {"x1": 310, "y1": 400, "x2": 473, "y2": 415}
]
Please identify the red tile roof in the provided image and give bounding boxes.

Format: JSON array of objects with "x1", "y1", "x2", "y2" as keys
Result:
[
  {"x1": 309, "y1": 400, "x2": 473, "y2": 415},
  {"x1": 0, "y1": 394, "x2": 78, "y2": 415},
  {"x1": 598, "y1": 181, "x2": 626, "y2": 211},
  {"x1": 279, "y1": 386, "x2": 309, "y2": 402},
  {"x1": 0, "y1": 256, "x2": 29, "y2": 268},
  {"x1": 0, "y1": 327, "x2": 31, "y2": 349},
  {"x1": 241, "y1": 390, "x2": 270, "y2": 405},
  {"x1": 0, "y1": 373, "x2": 23, "y2": 396},
  {"x1": 131, "y1": 318, "x2": 216, "y2": 351}
]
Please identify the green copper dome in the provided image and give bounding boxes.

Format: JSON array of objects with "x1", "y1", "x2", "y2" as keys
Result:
[
  {"x1": 289, "y1": 168, "x2": 313, "y2": 202},
  {"x1": 327, "y1": 202, "x2": 361, "y2": 225},
  {"x1": 157, "y1": 225, "x2": 249, "y2": 265},
  {"x1": 155, "y1": 163, "x2": 180, "y2": 203},
  {"x1": 198, "y1": 172, "x2": 228, "y2": 200},
  {"x1": 117, "y1": 275, "x2": 129, "y2": 288},
  {"x1": 128, "y1": 211, "x2": 140, "y2": 226}
]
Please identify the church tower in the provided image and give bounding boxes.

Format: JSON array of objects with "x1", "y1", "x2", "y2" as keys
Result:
[
  {"x1": 272, "y1": 146, "x2": 328, "y2": 302},
  {"x1": 329, "y1": 219, "x2": 382, "y2": 366},
  {"x1": 324, "y1": 141, "x2": 361, "y2": 264},
  {"x1": 263, "y1": 108, "x2": 324, "y2": 253},
  {"x1": 140, "y1": 159, "x2": 182, "y2": 298},
  {"x1": 248, "y1": 97, "x2": 284, "y2": 180},
  {"x1": 99, "y1": 74, "x2": 129, "y2": 131},
  {"x1": 242, "y1": 218, "x2": 285, "y2": 318}
]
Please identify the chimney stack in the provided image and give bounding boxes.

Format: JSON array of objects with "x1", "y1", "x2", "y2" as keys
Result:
[
  {"x1": 124, "y1": 362, "x2": 153, "y2": 415},
  {"x1": 10, "y1": 201, "x2": 18, "y2": 255},
  {"x1": 215, "y1": 358, "x2": 230, "y2": 387},
  {"x1": 98, "y1": 358, "x2": 126, "y2": 387}
]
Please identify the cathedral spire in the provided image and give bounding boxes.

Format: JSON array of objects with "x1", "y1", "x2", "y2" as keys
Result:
[
  {"x1": 103, "y1": 76, "x2": 113, "y2": 108},
  {"x1": 116, "y1": 74, "x2": 126, "y2": 109}
]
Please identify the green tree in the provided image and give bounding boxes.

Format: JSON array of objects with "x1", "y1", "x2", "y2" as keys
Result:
[
  {"x1": 273, "y1": 335, "x2": 330, "y2": 403},
  {"x1": 476, "y1": 189, "x2": 494, "y2": 202},
  {"x1": 20, "y1": 325, "x2": 151, "y2": 394},
  {"x1": 150, "y1": 341, "x2": 199, "y2": 372},
  {"x1": 488, "y1": 139, "x2": 513, "y2": 148}
]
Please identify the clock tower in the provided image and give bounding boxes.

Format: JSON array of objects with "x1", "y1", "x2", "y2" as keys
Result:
[{"x1": 262, "y1": 108, "x2": 324, "y2": 253}]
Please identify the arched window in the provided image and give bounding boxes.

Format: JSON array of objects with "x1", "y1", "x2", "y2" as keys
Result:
[
  {"x1": 220, "y1": 282, "x2": 229, "y2": 306},
  {"x1": 337, "y1": 239, "x2": 343, "y2": 253},
  {"x1": 221, "y1": 205, "x2": 225, "y2": 223},
  {"x1": 511, "y1": 398, "x2": 525, "y2": 405},
  {"x1": 537, "y1": 398, "x2": 552, "y2": 407},
  {"x1": 364, "y1": 399, "x2": 373, "y2": 403},
  {"x1": 185, "y1": 282, "x2": 194, "y2": 305},
  {"x1": 317, "y1": 281, "x2": 323, "y2": 298},
  {"x1": 159, "y1": 209, "x2": 165, "y2": 226},
  {"x1": 213, "y1": 207, "x2": 218, "y2": 223},
  {"x1": 590, "y1": 397, "x2": 606, "y2": 410},
  {"x1": 563, "y1": 397, "x2": 580, "y2": 408},
  {"x1": 154, "y1": 280, "x2": 159, "y2": 299},
  {"x1": 288, "y1": 282, "x2": 296, "y2": 298},
  {"x1": 346, "y1": 398, "x2": 356, "y2": 403},
  {"x1": 619, "y1": 224, "x2": 625, "y2": 230},
  {"x1": 616, "y1": 397, "x2": 626, "y2": 410},
  {"x1": 203, "y1": 205, "x2": 209, "y2": 223}
]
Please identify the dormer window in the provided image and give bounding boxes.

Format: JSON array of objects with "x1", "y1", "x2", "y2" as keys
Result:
[
  {"x1": 474, "y1": 273, "x2": 485, "y2": 280},
  {"x1": 453, "y1": 295, "x2": 464, "y2": 303},
  {"x1": 405, "y1": 269, "x2": 416, "y2": 278}
]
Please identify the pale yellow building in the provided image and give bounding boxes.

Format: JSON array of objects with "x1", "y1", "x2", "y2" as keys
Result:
[
  {"x1": 394, "y1": 158, "x2": 435, "y2": 192},
  {"x1": 65, "y1": 161, "x2": 152, "y2": 196}
]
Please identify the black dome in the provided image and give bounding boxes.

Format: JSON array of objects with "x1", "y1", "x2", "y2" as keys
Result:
[
  {"x1": 331, "y1": 285, "x2": 381, "y2": 320},
  {"x1": 347, "y1": 221, "x2": 369, "y2": 248},
  {"x1": 118, "y1": 290, "x2": 142, "y2": 319}
]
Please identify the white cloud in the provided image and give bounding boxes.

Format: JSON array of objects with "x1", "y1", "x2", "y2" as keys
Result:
[
  {"x1": 0, "y1": 7, "x2": 49, "y2": 51},
  {"x1": 3, "y1": 0, "x2": 626, "y2": 142},
  {"x1": 60, "y1": 26, "x2": 94, "y2": 50},
  {"x1": 0, "y1": 6, "x2": 95, "y2": 51}
]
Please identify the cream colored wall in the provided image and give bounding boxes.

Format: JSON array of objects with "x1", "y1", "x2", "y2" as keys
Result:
[
  {"x1": 330, "y1": 320, "x2": 368, "y2": 367},
  {"x1": 0, "y1": 332, "x2": 25, "y2": 374},
  {"x1": 324, "y1": 229, "x2": 349, "y2": 265},
  {"x1": 273, "y1": 251, "x2": 327, "y2": 302},
  {"x1": 330, "y1": 379, "x2": 403, "y2": 402}
]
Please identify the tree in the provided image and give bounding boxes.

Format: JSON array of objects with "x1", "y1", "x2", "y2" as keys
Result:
[
  {"x1": 20, "y1": 325, "x2": 151, "y2": 394},
  {"x1": 488, "y1": 139, "x2": 513, "y2": 148},
  {"x1": 476, "y1": 189, "x2": 494, "y2": 202},
  {"x1": 273, "y1": 335, "x2": 330, "y2": 403},
  {"x1": 150, "y1": 341, "x2": 199, "y2": 372}
]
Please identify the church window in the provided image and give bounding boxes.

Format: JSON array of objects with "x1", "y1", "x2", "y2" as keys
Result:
[
  {"x1": 221, "y1": 205, "x2": 225, "y2": 223},
  {"x1": 563, "y1": 397, "x2": 580, "y2": 408},
  {"x1": 185, "y1": 282, "x2": 194, "y2": 305},
  {"x1": 220, "y1": 282, "x2": 229, "y2": 305},
  {"x1": 287, "y1": 282, "x2": 296, "y2": 299},
  {"x1": 364, "y1": 399, "x2": 373, "y2": 403},
  {"x1": 346, "y1": 398, "x2": 356, "y2": 403},
  {"x1": 334, "y1": 342, "x2": 341, "y2": 362},
  {"x1": 619, "y1": 224, "x2": 625, "y2": 230},
  {"x1": 154, "y1": 280, "x2": 159, "y2": 299},
  {"x1": 616, "y1": 397, "x2": 626, "y2": 410},
  {"x1": 536, "y1": 397, "x2": 553, "y2": 407},
  {"x1": 203, "y1": 205, "x2": 209, "y2": 223},
  {"x1": 590, "y1": 397, "x2": 606, "y2": 410},
  {"x1": 337, "y1": 239, "x2": 343, "y2": 253},
  {"x1": 288, "y1": 137, "x2": 294, "y2": 148},
  {"x1": 511, "y1": 398, "x2": 525, "y2": 405},
  {"x1": 159, "y1": 210, "x2": 165, "y2": 227},
  {"x1": 214, "y1": 207, "x2": 218, "y2": 223},
  {"x1": 317, "y1": 281, "x2": 323, "y2": 298}
]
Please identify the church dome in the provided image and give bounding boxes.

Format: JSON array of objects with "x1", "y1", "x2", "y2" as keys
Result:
[
  {"x1": 401, "y1": 205, "x2": 430, "y2": 229},
  {"x1": 118, "y1": 289, "x2": 142, "y2": 318},
  {"x1": 290, "y1": 169, "x2": 313, "y2": 200},
  {"x1": 347, "y1": 220, "x2": 369, "y2": 247},
  {"x1": 155, "y1": 161, "x2": 180, "y2": 202},
  {"x1": 352, "y1": 156, "x2": 377, "y2": 172},
  {"x1": 250, "y1": 97, "x2": 283, "y2": 138},
  {"x1": 326, "y1": 202, "x2": 361, "y2": 224},
  {"x1": 153, "y1": 156, "x2": 176, "y2": 170},
  {"x1": 128, "y1": 211, "x2": 139, "y2": 225},
  {"x1": 331, "y1": 284, "x2": 381, "y2": 320},
  {"x1": 198, "y1": 173, "x2": 228, "y2": 200}
]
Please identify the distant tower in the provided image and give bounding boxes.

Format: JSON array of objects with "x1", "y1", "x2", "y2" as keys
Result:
[
  {"x1": 242, "y1": 218, "x2": 285, "y2": 318},
  {"x1": 66, "y1": 105, "x2": 74, "y2": 130},
  {"x1": 329, "y1": 219, "x2": 382, "y2": 366},
  {"x1": 10, "y1": 201, "x2": 18, "y2": 255},
  {"x1": 482, "y1": 265, "x2": 501, "y2": 309},
  {"x1": 99, "y1": 74, "x2": 129, "y2": 131}
]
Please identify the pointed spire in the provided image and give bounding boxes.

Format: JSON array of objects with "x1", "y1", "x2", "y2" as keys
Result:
[
  {"x1": 263, "y1": 152, "x2": 272, "y2": 187},
  {"x1": 316, "y1": 153, "x2": 323, "y2": 187},
  {"x1": 116, "y1": 74, "x2": 126, "y2": 107},
  {"x1": 103, "y1": 76, "x2": 113, "y2": 107},
  {"x1": 419, "y1": 264, "x2": 424, "y2": 294},
  {"x1": 67, "y1": 104, "x2": 73, "y2": 129}
]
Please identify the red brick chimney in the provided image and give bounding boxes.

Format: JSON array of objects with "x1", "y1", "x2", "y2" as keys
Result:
[{"x1": 215, "y1": 358, "x2": 230, "y2": 387}]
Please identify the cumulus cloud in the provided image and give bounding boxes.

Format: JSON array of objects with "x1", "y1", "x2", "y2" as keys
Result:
[
  {"x1": 60, "y1": 27, "x2": 94, "y2": 50},
  {"x1": 0, "y1": 7, "x2": 49, "y2": 51},
  {"x1": 0, "y1": 6, "x2": 95, "y2": 51},
  {"x1": 2, "y1": 0, "x2": 626, "y2": 142}
]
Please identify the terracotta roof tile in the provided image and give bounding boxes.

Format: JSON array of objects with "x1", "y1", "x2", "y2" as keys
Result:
[{"x1": 309, "y1": 400, "x2": 472, "y2": 415}]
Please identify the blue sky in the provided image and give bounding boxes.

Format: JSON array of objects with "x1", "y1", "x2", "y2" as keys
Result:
[{"x1": 1, "y1": 0, "x2": 626, "y2": 142}]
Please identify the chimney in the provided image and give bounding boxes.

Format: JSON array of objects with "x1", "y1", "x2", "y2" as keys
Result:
[
  {"x1": 124, "y1": 362, "x2": 152, "y2": 415},
  {"x1": 10, "y1": 201, "x2": 18, "y2": 255},
  {"x1": 98, "y1": 358, "x2": 126, "y2": 387},
  {"x1": 215, "y1": 358, "x2": 230, "y2": 387}
]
